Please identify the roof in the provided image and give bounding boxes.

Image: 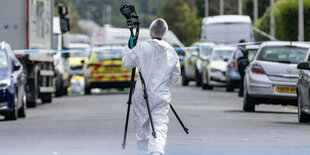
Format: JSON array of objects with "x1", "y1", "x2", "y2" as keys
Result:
[
  {"x1": 92, "y1": 45, "x2": 125, "y2": 52},
  {"x1": 213, "y1": 45, "x2": 238, "y2": 51},
  {"x1": 0, "y1": 41, "x2": 8, "y2": 50},
  {"x1": 203, "y1": 15, "x2": 252, "y2": 25},
  {"x1": 260, "y1": 41, "x2": 310, "y2": 49},
  {"x1": 246, "y1": 45, "x2": 260, "y2": 50},
  {"x1": 192, "y1": 41, "x2": 215, "y2": 47}
]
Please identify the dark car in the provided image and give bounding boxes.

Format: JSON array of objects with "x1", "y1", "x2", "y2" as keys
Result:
[
  {"x1": 297, "y1": 61, "x2": 310, "y2": 123},
  {"x1": 0, "y1": 42, "x2": 27, "y2": 120}
]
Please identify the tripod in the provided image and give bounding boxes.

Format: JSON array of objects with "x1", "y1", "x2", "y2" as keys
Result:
[{"x1": 120, "y1": 5, "x2": 189, "y2": 150}]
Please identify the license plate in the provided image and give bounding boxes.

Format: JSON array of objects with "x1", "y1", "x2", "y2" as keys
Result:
[{"x1": 275, "y1": 86, "x2": 297, "y2": 94}]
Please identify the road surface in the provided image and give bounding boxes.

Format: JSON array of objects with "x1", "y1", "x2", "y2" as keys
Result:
[{"x1": 0, "y1": 81, "x2": 310, "y2": 155}]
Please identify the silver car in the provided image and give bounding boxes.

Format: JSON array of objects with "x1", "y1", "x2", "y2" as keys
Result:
[
  {"x1": 201, "y1": 46, "x2": 237, "y2": 89},
  {"x1": 243, "y1": 41, "x2": 310, "y2": 112}
]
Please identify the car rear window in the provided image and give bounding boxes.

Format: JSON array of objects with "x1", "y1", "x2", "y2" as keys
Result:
[
  {"x1": 212, "y1": 50, "x2": 233, "y2": 60},
  {"x1": 95, "y1": 50, "x2": 122, "y2": 61},
  {"x1": 0, "y1": 50, "x2": 8, "y2": 69},
  {"x1": 256, "y1": 46, "x2": 308, "y2": 64},
  {"x1": 247, "y1": 49, "x2": 258, "y2": 61}
]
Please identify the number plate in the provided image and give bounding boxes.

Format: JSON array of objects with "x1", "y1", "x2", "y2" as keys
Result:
[{"x1": 275, "y1": 86, "x2": 297, "y2": 94}]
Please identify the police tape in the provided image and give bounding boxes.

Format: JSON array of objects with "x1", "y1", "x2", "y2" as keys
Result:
[
  {"x1": 14, "y1": 49, "x2": 93, "y2": 55},
  {"x1": 14, "y1": 41, "x2": 263, "y2": 55},
  {"x1": 174, "y1": 41, "x2": 263, "y2": 51}
]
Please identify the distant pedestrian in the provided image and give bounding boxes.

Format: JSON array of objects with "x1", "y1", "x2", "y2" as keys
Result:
[
  {"x1": 234, "y1": 39, "x2": 249, "y2": 97},
  {"x1": 122, "y1": 18, "x2": 181, "y2": 155}
]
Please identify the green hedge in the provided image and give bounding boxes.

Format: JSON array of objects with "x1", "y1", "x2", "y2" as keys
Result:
[{"x1": 255, "y1": 0, "x2": 310, "y2": 41}]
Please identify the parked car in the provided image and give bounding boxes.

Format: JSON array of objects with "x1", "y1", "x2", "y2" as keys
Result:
[
  {"x1": 297, "y1": 62, "x2": 310, "y2": 123},
  {"x1": 181, "y1": 42, "x2": 214, "y2": 86},
  {"x1": 226, "y1": 45, "x2": 260, "y2": 92},
  {"x1": 243, "y1": 41, "x2": 310, "y2": 112},
  {"x1": 83, "y1": 46, "x2": 132, "y2": 94},
  {"x1": 201, "y1": 46, "x2": 237, "y2": 89},
  {"x1": 0, "y1": 42, "x2": 27, "y2": 120}
]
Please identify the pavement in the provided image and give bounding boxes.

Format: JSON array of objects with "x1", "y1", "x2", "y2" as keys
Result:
[{"x1": 0, "y1": 81, "x2": 310, "y2": 155}]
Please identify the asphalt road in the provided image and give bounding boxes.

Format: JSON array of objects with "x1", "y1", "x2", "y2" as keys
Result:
[{"x1": 1, "y1": 81, "x2": 310, "y2": 155}]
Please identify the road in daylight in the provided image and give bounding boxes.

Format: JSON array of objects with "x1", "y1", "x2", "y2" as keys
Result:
[{"x1": 1, "y1": 81, "x2": 310, "y2": 155}]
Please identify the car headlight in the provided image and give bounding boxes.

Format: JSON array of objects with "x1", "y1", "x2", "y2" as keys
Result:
[{"x1": 0, "y1": 79, "x2": 11, "y2": 87}]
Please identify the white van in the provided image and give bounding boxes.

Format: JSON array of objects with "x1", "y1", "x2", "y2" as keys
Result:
[
  {"x1": 201, "y1": 15, "x2": 254, "y2": 43},
  {"x1": 91, "y1": 25, "x2": 184, "y2": 49}
]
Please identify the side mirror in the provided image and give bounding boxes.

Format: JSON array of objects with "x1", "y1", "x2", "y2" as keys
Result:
[
  {"x1": 297, "y1": 62, "x2": 310, "y2": 70},
  {"x1": 14, "y1": 63, "x2": 21, "y2": 71},
  {"x1": 81, "y1": 60, "x2": 85, "y2": 64},
  {"x1": 223, "y1": 58, "x2": 229, "y2": 62}
]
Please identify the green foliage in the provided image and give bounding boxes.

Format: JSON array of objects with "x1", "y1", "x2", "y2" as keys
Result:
[
  {"x1": 243, "y1": 0, "x2": 269, "y2": 20},
  {"x1": 55, "y1": 0, "x2": 85, "y2": 33},
  {"x1": 160, "y1": 0, "x2": 201, "y2": 46},
  {"x1": 255, "y1": 0, "x2": 310, "y2": 41},
  {"x1": 71, "y1": 0, "x2": 166, "y2": 28},
  {"x1": 176, "y1": 4, "x2": 202, "y2": 46},
  {"x1": 274, "y1": 0, "x2": 310, "y2": 41},
  {"x1": 254, "y1": 8, "x2": 271, "y2": 41}
]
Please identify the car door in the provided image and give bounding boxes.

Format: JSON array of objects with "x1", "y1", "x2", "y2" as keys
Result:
[
  {"x1": 184, "y1": 49, "x2": 196, "y2": 79},
  {"x1": 299, "y1": 56, "x2": 310, "y2": 110},
  {"x1": 7, "y1": 46, "x2": 25, "y2": 107}
]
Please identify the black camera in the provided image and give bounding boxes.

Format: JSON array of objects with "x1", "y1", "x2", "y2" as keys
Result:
[{"x1": 120, "y1": 5, "x2": 135, "y2": 19}]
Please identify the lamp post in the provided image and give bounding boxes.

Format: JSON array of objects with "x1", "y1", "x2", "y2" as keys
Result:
[
  {"x1": 270, "y1": 0, "x2": 275, "y2": 37},
  {"x1": 239, "y1": 0, "x2": 242, "y2": 15},
  {"x1": 299, "y1": 0, "x2": 304, "y2": 41}
]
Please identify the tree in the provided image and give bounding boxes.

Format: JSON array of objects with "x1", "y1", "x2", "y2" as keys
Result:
[
  {"x1": 243, "y1": 0, "x2": 269, "y2": 20},
  {"x1": 55, "y1": 0, "x2": 84, "y2": 33},
  {"x1": 254, "y1": 0, "x2": 310, "y2": 41},
  {"x1": 176, "y1": 4, "x2": 202, "y2": 45},
  {"x1": 160, "y1": 0, "x2": 201, "y2": 45}
]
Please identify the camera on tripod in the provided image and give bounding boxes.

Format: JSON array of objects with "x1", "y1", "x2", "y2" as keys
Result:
[
  {"x1": 120, "y1": 5, "x2": 135, "y2": 19},
  {"x1": 120, "y1": 5, "x2": 139, "y2": 28}
]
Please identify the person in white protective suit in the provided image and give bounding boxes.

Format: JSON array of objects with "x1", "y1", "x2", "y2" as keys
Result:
[{"x1": 122, "y1": 18, "x2": 181, "y2": 155}]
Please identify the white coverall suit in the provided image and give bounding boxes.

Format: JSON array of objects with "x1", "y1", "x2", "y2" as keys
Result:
[{"x1": 122, "y1": 39, "x2": 181, "y2": 155}]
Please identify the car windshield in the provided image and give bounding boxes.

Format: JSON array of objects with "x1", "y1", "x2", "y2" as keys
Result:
[
  {"x1": 247, "y1": 49, "x2": 258, "y2": 61},
  {"x1": 212, "y1": 50, "x2": 233, "y2": 60},
  {"x1": 69, "y1": 48, "x2": 90, "y2": 57},
  {"x1": 256, "y1": 46, "x2": 308, "y2": 64},
  {"x1": 0, "y1": 50, "x2": 8, "y2": 70},
  {"x1": 95, "y1": 50, "x2": 122, "y2": 61},
  {"x1": 201, "y1": 46, "x2": 213, "y2": 56}
]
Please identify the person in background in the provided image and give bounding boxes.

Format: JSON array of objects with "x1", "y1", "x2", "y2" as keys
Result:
[{"x1": 234, "y1": 39, "x2": 249, "y2": 97}]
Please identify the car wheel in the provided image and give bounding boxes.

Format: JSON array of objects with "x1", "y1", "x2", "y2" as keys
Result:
[
  {"x1": 298, "y1": 95, "x2": 310, "y2": 123},
  {"x1": 226, "y1": 80, "x2": 234, "y2": 92},
  {"x1": 18, "y1": 89, "x2": 26, "y2": 118},
  {"x1": 195, "y1": 70, "x2": 202, "y2": 87},
  {"x1": 85, "y1": 82, "x2": 91, "y2": 95},
  {"x1": 55, "y1": 74, "x2": 63, "y2": 97},
  {"x1": 5, "y1": 93, "x2": 18, "y2": 120},
  {"x1": 201, "y1": 70, "x2": 213, "y2": 90},
  {"x1": 63, "y1": 86, "x2": 68, "y2": 96},
  {"x1": 243, "y1": 88, "x2": 256, "y2": 112},
  {"x1": 27, "y1": 66, "x2": 39, "y2": 108},
  {"x1": 181, "y1": 68, "x2": 189, "y2": 86},
  {"x1": 41, "y1": 93, "x2": 52, "y2": 103}
]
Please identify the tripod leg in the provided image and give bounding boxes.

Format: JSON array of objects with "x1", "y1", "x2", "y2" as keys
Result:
[
  {"x1": 138, "y1": 71, "x2": 156, "y2": 138},
  {"x1": 170, "y1": 104, "x2": 189, "y2": 134},
  {"x1": 144, "y1": 95, "x2": 157, "y2": 138},
  {"x1": 122, "y1": 68, "x2": 136, "y2": 149}
]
